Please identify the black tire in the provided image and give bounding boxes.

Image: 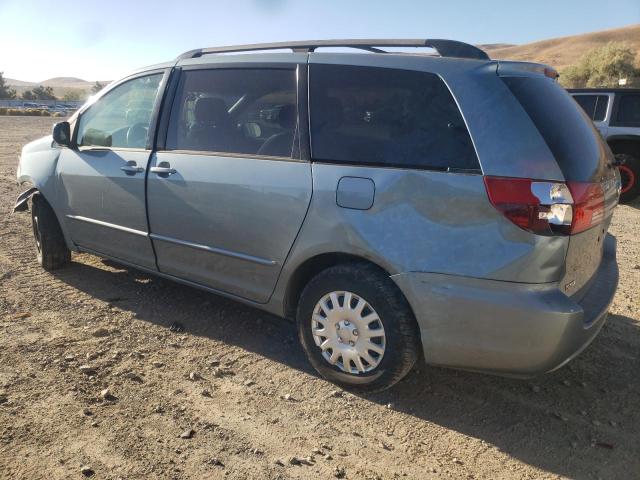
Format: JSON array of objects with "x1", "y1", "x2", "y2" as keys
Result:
[
  {"x1": 296, "y1": 262, "x2": 420, "y2": 393},
  {"x1": 31, "y1": 195, "x2": 71, "y2": 270},
  {"x1": 616, "y1": 154, "x2": 640, "y2": 204}
]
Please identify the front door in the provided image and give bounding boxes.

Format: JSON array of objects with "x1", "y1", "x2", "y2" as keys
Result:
[
  {"x1": 147, "y1": 65, "x2": 312, "y2": 303},
  {"x1": 57, "y1": 72, "x2": 165, "y2": 269}
]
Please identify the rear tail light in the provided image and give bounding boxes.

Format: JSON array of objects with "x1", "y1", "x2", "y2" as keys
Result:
[
  {"x1": 566, "y1": 181, "x2": 605, "y2": 234},
  {"x1": 484, "y1": 176, "x2": 604, "y2": 235}
]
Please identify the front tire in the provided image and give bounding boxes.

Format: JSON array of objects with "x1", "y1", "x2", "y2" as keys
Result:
[
  {"x1": 31, "y1": 195, "x2": 71, "y2": 270},
  {"x1": 297, "y1": 263, "x2": 420, "y2": 393}
]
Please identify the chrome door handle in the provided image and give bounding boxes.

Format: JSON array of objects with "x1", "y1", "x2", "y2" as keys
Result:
[
  {"x1": 149, "y1": 161, "x2": 177, "y2": 176},
  {"x1": 149, "y1": 166, "x2": 176, "y2": 174},
  {"x1": 120, "y1": 162, "x2": 144, "y2": 174}
]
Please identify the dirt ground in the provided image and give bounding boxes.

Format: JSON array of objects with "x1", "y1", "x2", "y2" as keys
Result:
[{"x1": 0, "y1": 116, "x2": 638, "y2": 480}]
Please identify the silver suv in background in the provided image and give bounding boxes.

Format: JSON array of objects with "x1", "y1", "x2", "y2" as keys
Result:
[
  {"x1": 14, "y1": 39, "x2": 620, "y2": 392},
  {"x1": 570, "y1": 88, "x2": 640, "y2": 203}
]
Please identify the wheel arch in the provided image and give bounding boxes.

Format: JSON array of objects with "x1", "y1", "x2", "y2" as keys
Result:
[
  {"x1": 283, "y1": 252, "x2": 407, "y2": 320},
  {"x1": 15, "y1": 183, "x2": 76, "y2": 252}
]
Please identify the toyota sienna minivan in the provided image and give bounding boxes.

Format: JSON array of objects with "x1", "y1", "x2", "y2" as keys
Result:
[{"x1": 14, "y1": 39, "x2": 620, "y2": 391}]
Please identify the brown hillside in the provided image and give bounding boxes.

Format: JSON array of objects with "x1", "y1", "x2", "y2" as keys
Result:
[
  {"x1": 484, "y1": 24, "x2": 640, "y2": 71},
  {"x1": 4, "y1": 24, "x2": 639, "y2": 93},
  {"x1": 40, "y1": 77, "x2": 92, "y2": 89},
  {"x1": 5, "y1": 77, "x2": 112, "y2": 100}
]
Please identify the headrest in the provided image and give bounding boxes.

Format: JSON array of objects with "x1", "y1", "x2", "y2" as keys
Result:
[
  {"x1": 194, "y1": 97, "x2": 229, "y2": 124},
  {"x1": 277, "y1": 104, "x2": 297, "y2": 130}
]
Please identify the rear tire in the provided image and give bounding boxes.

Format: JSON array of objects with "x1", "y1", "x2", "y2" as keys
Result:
[
  {"x1": 296, "y1": 263, "x2": 420, "y2": 393},
  {"x1": 31, "y1": 195, "x2": 70, "y2": 270},
  {"x1": 616, "y1": 154, "x2": 640, "y2": 204}
]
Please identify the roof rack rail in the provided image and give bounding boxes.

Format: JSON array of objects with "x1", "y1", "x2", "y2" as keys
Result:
[{"x1": 176, "y1": 39, "x2": 490, "y2": 61}]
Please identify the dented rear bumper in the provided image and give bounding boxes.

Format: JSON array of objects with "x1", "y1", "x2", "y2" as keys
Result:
[{"x1": 392, "y1": 235, "x2": 618, "y2": 377}]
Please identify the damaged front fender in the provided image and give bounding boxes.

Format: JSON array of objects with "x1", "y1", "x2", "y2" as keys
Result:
[{"x1": 12, "y1": 187, "x2": 38, "y2": 213}]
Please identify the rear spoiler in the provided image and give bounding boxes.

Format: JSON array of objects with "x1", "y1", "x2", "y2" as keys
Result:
[{"x1": 497, "y1": 61, "x2": 559, "y2": 80}]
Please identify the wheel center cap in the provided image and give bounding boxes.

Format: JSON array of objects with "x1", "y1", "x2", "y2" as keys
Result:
[{"x1": 336, "y1": 320, "x2": 357, "y2": 344}]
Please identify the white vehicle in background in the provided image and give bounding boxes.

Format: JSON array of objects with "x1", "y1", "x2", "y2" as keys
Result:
[{"x1": 570, "y1": 88, "x2": 640, "y2": 202}]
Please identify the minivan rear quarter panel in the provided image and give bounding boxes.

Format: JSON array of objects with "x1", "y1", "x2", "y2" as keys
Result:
[{"x1": 279, "y1": 163, "x2": 569, "y2": 284}]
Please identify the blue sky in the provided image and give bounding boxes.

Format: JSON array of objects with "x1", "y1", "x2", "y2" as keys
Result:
[{"x1": 0, "y1": 0, "x2": 638, "y2": 81}]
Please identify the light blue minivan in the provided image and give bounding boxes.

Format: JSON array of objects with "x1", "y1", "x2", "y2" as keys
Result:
[{"x1": 14, "y1": 39, "x2": 620, "y2": 391}]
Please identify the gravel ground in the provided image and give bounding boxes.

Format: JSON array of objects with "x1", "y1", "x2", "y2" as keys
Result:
[{"x1": 0, "y1": 116, "x2": 639, "y2": 480}]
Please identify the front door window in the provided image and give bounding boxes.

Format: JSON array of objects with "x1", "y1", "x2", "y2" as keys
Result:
[{"x1": 77, "y1": 74, "x2": 162, "y2": 149}]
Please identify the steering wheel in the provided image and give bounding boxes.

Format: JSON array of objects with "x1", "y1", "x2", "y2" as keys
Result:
[{"x1": 126, "y1": 123, "x2": 148, "y2": 148}]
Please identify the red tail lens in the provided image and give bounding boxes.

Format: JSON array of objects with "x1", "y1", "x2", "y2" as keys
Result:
[
  {"x1": 567, "y1": 182, "x2": 605, "y2": 234},
  {"x1": 484, "y1": 176, "x2": 573, "y2": 235},
  {"x1": 484, "y1": 176, "x2": 605, "y2": 235},
  {"x1": 483, "y1": 177, "x2": 547, "y2": 232}
]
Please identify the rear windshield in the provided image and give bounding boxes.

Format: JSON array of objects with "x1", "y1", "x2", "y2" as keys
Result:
[
  {"x1": 309, "y1": 64, "x2": 480, "y2": 172},
  {"x1": 503, "y1": 77, "x2": 607, "y2": 182}
]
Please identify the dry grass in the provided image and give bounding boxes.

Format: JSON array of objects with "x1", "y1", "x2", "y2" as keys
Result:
[
  {"x1": 484, "y1": 24, "x2": 640, "y2": 70},
  {"x1": 0, "y1": 108, "x2": 60, "y2": 117}
]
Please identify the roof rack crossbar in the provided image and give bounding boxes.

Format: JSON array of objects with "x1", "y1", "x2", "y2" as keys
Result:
[{"x1": 176, "y1": 39, "x2": 490, "y2": 61}]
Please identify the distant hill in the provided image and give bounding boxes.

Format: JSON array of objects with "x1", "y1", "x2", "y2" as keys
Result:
[
  {"x1": 477, "y1": 43, "x2": 516, "y2": 50},
  {"x1": 5, "y1": 77, "x2": 110, "y2": 88},
  {"x1": 41, "y1": 77, "x2": 94, "y2": 89},
  {"x1": 4, "y1": 78, "x2": 34, "y2": 87},
  {"x1": 5, "y1": 23, "x2": 639, "y2": 95},
  {"x1": 5, "y1": 77, "x2": 111, "y2": 100},
  {"x1": 483, "y1": 24, "x2": 640, "y2": 71}
]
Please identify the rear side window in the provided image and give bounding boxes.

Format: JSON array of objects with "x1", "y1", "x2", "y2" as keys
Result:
[
  {"x1": 166, "y1": 69, "x2": 298, "y2": 158},
  {"x1": 309, "y1": 64, "x2": 479, "y2": 171},
  {"x1": 504, "y1": 77, "x2": 606, "y2": 182},
  {"x1": 614, "y1": 94, "x2": 640, "y2": 127},
  {"x1": 572, "y1": 94, "x2": 608, "y2": 122}
]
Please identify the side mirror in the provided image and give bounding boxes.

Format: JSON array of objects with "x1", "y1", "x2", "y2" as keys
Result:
[{"x1": 52, "y1": 121, "x2": 71, "y2": 147}]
